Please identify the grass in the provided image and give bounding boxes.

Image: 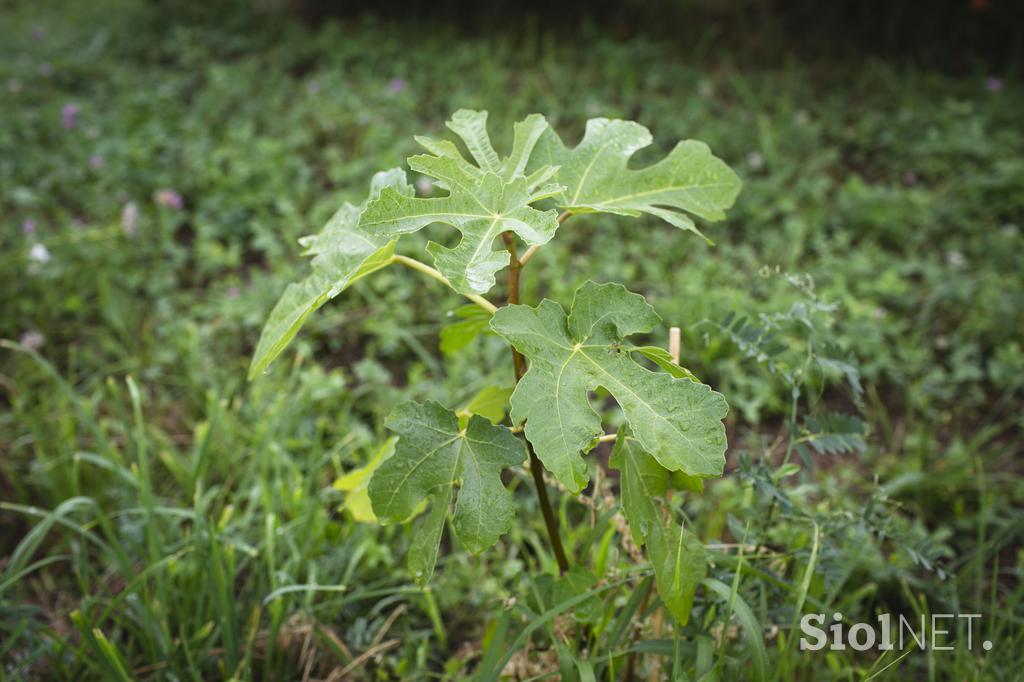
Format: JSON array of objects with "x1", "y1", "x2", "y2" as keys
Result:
[{"x1": 1, "y1": 0, "x2": 1022, "y2": 679}]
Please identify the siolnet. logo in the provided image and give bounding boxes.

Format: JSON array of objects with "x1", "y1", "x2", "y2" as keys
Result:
[{"x1": 800, "y1": 613, "x2": 993, "y2": 652}]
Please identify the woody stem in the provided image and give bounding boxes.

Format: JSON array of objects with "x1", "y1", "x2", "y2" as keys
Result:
[{"x1": 503, "y1": 231, "x2": 570, "y2": 575}]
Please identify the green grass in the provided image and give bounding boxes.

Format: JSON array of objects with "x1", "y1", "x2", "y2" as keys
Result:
[{"x1": 1, "y1": 1, "x2": 1022, "y2": 679}]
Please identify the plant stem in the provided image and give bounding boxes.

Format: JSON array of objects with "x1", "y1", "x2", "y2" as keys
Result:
[
  {"x1": 390, "y1": 254, "x2": 497, "y2": 313},
  {"x1": 518, "y1": 243, "x2": 541, "y2": 266},
  {"x1": 503, "y1": 232, "x2": 570, "y2": 575}
]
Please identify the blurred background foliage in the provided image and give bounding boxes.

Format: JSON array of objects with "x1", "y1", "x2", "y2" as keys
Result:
[{"x1": 1, "y1": 0, "x2": 1022, "y2": 679}]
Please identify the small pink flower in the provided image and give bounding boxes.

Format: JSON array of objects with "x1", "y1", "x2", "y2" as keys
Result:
[
  {"x1": 19, "y1": 330, "x2": 45, "y2": 351},
  {"x1": 985, "y1": 77, "x2": 1003, "y2": 92},
  {"x1": 154, "y1": 189, "x2": 184, "y2": 210},
  {"x1": 122, "y1": 202, "x2": 139, "y2": 236},
  {"x1": 22, "y1": 219, "x2": 36, "y2": 235},
  {"x1": 61, "y1": 103, "x2": 79, "y2": 129},
  {"x1": 388, "y1": 78, "x2": 406, "y2": 93},
  {"x1": 89, "y1": 154, "x2": 105, "y2": 169}
]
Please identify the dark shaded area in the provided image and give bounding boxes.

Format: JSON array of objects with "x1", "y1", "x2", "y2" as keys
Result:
[{"x1": 273, "y1": 0, "x2": 1024, "y2": 70}]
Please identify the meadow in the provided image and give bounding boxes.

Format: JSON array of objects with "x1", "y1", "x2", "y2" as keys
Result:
[{"x1": 1, "y1": 1, "x2": 1022, "y2": 680}]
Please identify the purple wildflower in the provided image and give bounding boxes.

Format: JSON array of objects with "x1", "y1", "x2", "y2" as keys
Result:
[
  {"x1": 89, "y1": 154, "x2": 105, "y2": 169},
  {"x1": 22, "y1": 219, "x2": 36, "y2": 235},
  {"x1": 61, "y1": 103, "x2": 79, "y2": 129},
  {"x1": 154, "y1": 189, "x2": 184, "y2": 210},
  {"x1": 388, "y1": 78, "x2": 406, "y2": 93},
  {"x1": 985, "y1": 77, "x2": 1003, "y2": 93}
]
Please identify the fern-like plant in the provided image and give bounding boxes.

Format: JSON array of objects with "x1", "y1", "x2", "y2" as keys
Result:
[{"x1": 251, "y1": 110, "x2": 741, "y2": 628}]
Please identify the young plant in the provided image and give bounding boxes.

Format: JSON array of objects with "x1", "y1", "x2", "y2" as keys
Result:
[{"x1": 250, "y1": 110, "x2": 741, "y2": 627}]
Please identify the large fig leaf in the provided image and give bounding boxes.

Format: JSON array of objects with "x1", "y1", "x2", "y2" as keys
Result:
[
  {"x1": 609, "y1": 428, "x2": 707, "y2": 625},
  {"x1": 249, "y1": 169, "x2": 412, "y2": 378},
  {"x1": 368, "y1": 400, "x2": 526, "y2": 582},
  {"x1": 527, "y1": 118, "x2": 741, "y2": 241},
  {"x1": 358, "y1": 110, "x2": 563, "y2": 295},
  {"x1": 490, "y1": 281, "x2": 728, "y2": 492}
]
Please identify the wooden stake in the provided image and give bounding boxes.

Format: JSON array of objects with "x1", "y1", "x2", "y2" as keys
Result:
[{"x1": 669, "y1": 326, "x2": 681, "y2": 365}]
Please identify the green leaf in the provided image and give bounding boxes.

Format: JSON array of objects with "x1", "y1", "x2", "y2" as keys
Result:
[
  {"x1": 446, "y1": 109, "x2": 502, "y2": 174},
  {"x1": 701, "y1": 578, "x2": 768, "y2": 681},
  {"x1": 610, "y1": 429, "x2": 706, "y2": 625},
  {"x1": 608, "y1": 427, "x2": 667, "y2": 546},
  {"x1": 359, "y1": 110, "x2": 563, "y2": 295},
  {"x1": 528, "y1": 118, "x2": 741, "y2": 241},
  {"x1": 630, "y1": 345, "x2": 701, "y2": 382},
  {"x1": 458, "y1": 385, "x2": 514, "y2": 426},
  {"x1": 408, "y1": 485, "x2": 452, "y2": 585},
  {"x1": 248, "y1": 169, "x2": 413, "y2": 378},
  {"x1": 368, "y1": 401, "x2": 527, "y2": 576},
  {"x1": 332, "y1": 438, "x2": 396, "y2": 522},
  {"x1": 670, "y1": 470, "x2": 705, "y2": 493},
  {"x1": 648, "y1": 520, "x2": 705, "y2": 625},
  {"x1": 490, "y1": 281, "x2": 729, "y2": 493},
  {"x1": 440, "y1": 304, "x2": 493, "y2": 355}
]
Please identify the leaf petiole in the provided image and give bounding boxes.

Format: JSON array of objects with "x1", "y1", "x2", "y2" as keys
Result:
[{"x1": 390, "y1": 254, "x2": 497, "y2": 313}]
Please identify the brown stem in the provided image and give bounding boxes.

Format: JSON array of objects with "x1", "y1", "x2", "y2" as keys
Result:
[{"x1": 503, "y1": 232, "x2": 570, "y2": 575}]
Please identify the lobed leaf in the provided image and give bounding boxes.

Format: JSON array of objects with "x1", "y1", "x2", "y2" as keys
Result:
[
  {"x1": 358, "y1": 110, "x2": 563, "y2": 295},
  {"x1": 527, "y1": 118, "x2": 741, "y2": 241},
  {"x1": 368, "y1": 401, "x2": 526, "y2": 582},
  {"x1": 248, "y1": 169, "x2": 413, "y2": 378},
  {"x1": 490, "y1": 281, "x2": 729, "y2": 493}
]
